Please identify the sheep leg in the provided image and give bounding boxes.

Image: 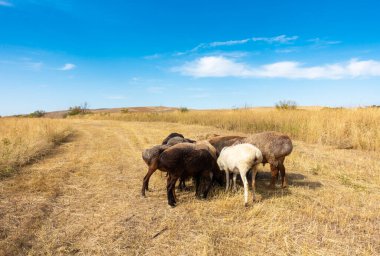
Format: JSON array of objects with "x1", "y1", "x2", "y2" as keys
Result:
[
  {"x1": 178, "y1": 178, "x2": 186, "y2": 191},
  {"x1": 202, "y1": 172, "x2": 214, "y2": 199},
  {"x1": 167, "y1": 175, "x2": 178, "y2": 207},
  {"x1": 241, "y1": 172, "x2": 249, "y2": 207},
  {"x1": 251, "y1": 166, "x2": 259, "y2": 202},
  {"x1": 269, "y1": 164, "x2": 279, "y2": 189},
  {"x1": 141, "y1": 166, "x2": 157, "y2": 196},
  {"x1": 180, "y1": 178, "x2": 191, "y2": 191},
  {"x1": 279, "y1": 161, "x2": 288, "y2": 188},
  {"x1": 233, "y1": 173, "x2": 237, "y2": 191},
  {"x1": 225, "y1": 171, "x2": 230, "y2": 192},
  {"x1": 195, "y1": 175, "x2": 201, "y2": 198}
]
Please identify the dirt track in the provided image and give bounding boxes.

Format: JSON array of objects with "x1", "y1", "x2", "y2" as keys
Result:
[{"x1": 1, "y1": 120, "x2": 379, "y2": 255}]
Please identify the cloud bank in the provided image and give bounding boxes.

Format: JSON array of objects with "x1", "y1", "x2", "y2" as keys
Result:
[{"x1": 175, "y1": 56, "x2": 380, "y2": 79}]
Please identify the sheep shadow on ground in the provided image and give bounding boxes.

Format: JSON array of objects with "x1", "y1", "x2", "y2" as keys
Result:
[
  {"x1": 195, "y1": 170, "x2": 323, "y2": 202},
  {"x1": 173, "y1": 169, "x2": 323, "y2": 203}
]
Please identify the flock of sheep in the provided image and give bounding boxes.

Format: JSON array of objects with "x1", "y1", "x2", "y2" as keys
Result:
[{"x1": 141, "y1": 132, "x2": 293, "y2": 207}]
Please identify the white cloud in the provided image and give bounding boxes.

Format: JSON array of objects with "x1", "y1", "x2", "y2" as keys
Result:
[
  {"x1": 59, "y1": 63, "x2": 76, "y2": 71},
  {"x1": 175, "y1": 35, "x2": 298, "y2": 56},
  {"x1": 308, "y1": 38, "x2": 341, "y2": 46},
  {"x1": 0, "y1": 1, "x2": 13, "y2": 7},
  {"x1": 252, "y1": 35, "x2": 298, "y2": 43},
  {"x1": 209, "y1": 39, "x2": 250, "y2": 47},
  {"x1": 174, "y1": 56, "x2": 380, "y2": 79},
  {"x1": 174, "y1": 56, "x2": 252, "y2": 77},
  {"x1": 275, "y1": 48, "x2": 297, "y2": 54}
]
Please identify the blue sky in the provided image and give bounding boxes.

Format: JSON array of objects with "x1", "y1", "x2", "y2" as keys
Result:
[{"x1": 1, "y1": 0, "x2": 380, "y2": 115}]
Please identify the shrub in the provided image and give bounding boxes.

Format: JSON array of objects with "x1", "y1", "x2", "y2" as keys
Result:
[
  {"x1": 275, "y1": 100, "x2": 298, "y2": 110},
  {"x1": 179, "y1": 107, "x2": 189, "y2": 113},
  {"x1": 121, "y1": 108, "x2": 129, "y2": 113},
  {"x1": 29, "y1": 110, "x2": 46, "y2": 118},
  {"x1": 67, "y1": 102, "x2": 90, "y2": 116}
]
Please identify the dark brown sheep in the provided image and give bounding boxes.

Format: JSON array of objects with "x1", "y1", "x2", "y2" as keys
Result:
[
  {"x1": 158, "y1": 143, "x2": 219, "y2": 206},
  {"x1": 142, "y1": 133, "x2": 197, "y2": 196},
  {"x1": 161, "y1": 132, "x2": 196, "y2": 145},
  {"x1": 161, "y1": 132, "x2": 184, "y2": 144},
  {"x1": 240, "y1": 132, "x2": 293, "y2": 188}
]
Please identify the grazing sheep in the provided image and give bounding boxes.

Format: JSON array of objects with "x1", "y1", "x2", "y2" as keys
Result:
[
  {"x1": 162, "y1": 132, "x2": 196, "y2": 145},
  {"x1": 166, "y1": 136, "x2": 196, "y2": 146},
  {"x1": 197, "y1": 140, "x2": 217, "y2": 160},
  {"x1": 158, "y1": 143, "x2": 219, "y2": 207},
  {"x1": 208, "y1": 132, "x2": 293, "y2": 189},
  {"x1": 161, "y1": 132, "x2": 184, "y2": 145},
  {"x1": 217, "y1": 143, "x2": 263, "y2": 206},
  {"x1": 141, "y1": 144, "x2": 170, "y2": 196},
  {"x1": 141, "y1": 133, "x2": 197, "y2": 196},
  {"x1": 240, "y1": 132, "x2": 293, "y2": 188},
  {"x1": 208, "y1": 135, "x2": 246, "y2": 156}
]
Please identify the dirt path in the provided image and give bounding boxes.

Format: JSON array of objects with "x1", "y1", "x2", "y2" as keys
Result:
[{"x1": 1, "y1": 120, "x2": 379, "y2": 255}]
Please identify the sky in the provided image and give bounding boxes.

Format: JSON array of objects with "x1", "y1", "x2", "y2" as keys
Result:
[{"x1": 1, "y1": 0, "x2": 380, "y2": 115}]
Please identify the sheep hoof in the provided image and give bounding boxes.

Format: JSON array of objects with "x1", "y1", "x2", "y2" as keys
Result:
[{"x1": 244, "y1": 202, "x2": 248, "y2": 207}]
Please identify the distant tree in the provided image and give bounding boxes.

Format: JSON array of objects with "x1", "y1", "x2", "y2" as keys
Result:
[
  {"x1": 67, "y1": 102, "x2": 91, "y2": 116},
  {"x1": 120, "y1": 108, "x2": 129, "y2": 113},
  {"x1": 179, "y1": 107, "x2": 189, "y2": 113},
  {"x1": 29, "y1": 110, "x2": 46, "y2": 118},
  {"x1": 275, "y1": 100, "x2": 298, "y2": 110}
]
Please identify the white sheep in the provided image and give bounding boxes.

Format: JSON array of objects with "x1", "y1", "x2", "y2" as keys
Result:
[{"x1": 217, "y1": 143, "x2": 263, "y2": 206}]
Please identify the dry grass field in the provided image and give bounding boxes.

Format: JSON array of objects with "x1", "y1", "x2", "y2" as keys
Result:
[
  {"x1": 0, "y1": 119, "x2": 379, "y2": 255},
  {"x1": 84, "y1": 107, "x2": 380, "y2": 151},
  {"x1": 0, "y1": 118, "x2": 73, "y2": 178}
]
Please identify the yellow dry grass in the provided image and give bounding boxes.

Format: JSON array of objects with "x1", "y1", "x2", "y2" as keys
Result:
[
  {"x1": 0, "y1": 118, "x2": 73, "y2": 178},
  {"x1": 83, "y1": 107, "x2": 380, "y2": 151},
  {"x1": 0, "y1": 119, "x2": 379, "y2": 255}
]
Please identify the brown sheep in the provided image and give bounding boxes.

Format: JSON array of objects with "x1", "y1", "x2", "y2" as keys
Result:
[
  {"x1": 208, "y1": 133, "x2": 293, "y2": 188},
  {"x1": 158, "y1": 143, "x2": 219, "y2": 206},
  {"x1": 208, "y1": 135, "x2": 247, "y2": 155},
  {"x1": 240, "y1": 132, "x2": 293, "y2": 188},
  {"x1": 142, "y1": 133, "x2": 197, "y2": 196},
  {"x1": 141, "y1": 144, "x2": 170, "y2": 196},
  {"x1": 141, "y1": 137, "x2": 215, "y2": 196},
  {"x1": 162, "y1": 132, "x2": 196, "y2": 145}
]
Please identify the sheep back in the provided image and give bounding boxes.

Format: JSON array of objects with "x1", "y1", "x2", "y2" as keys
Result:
[
  {"x1": 208, "y1": 135, "x2": 246, "y2": 155},
  {"x1": 196, "y1": 140, "x2": 217, "y2": 160},
  {"x1": 242, "y1": 131, "x2": 293, "y2": 165},
  {"x1": 161, "y1": 132, "x2": 185, "y2": 145},
  {"x1": 142, "y1": 144, "x2": 170, "y2": 166},
  {"x1": 217, "y1": 143, "x2": 262, "y2": 172},
  {"x1": 158, "y1": 143, "x2": 216, "y2": 179}
]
